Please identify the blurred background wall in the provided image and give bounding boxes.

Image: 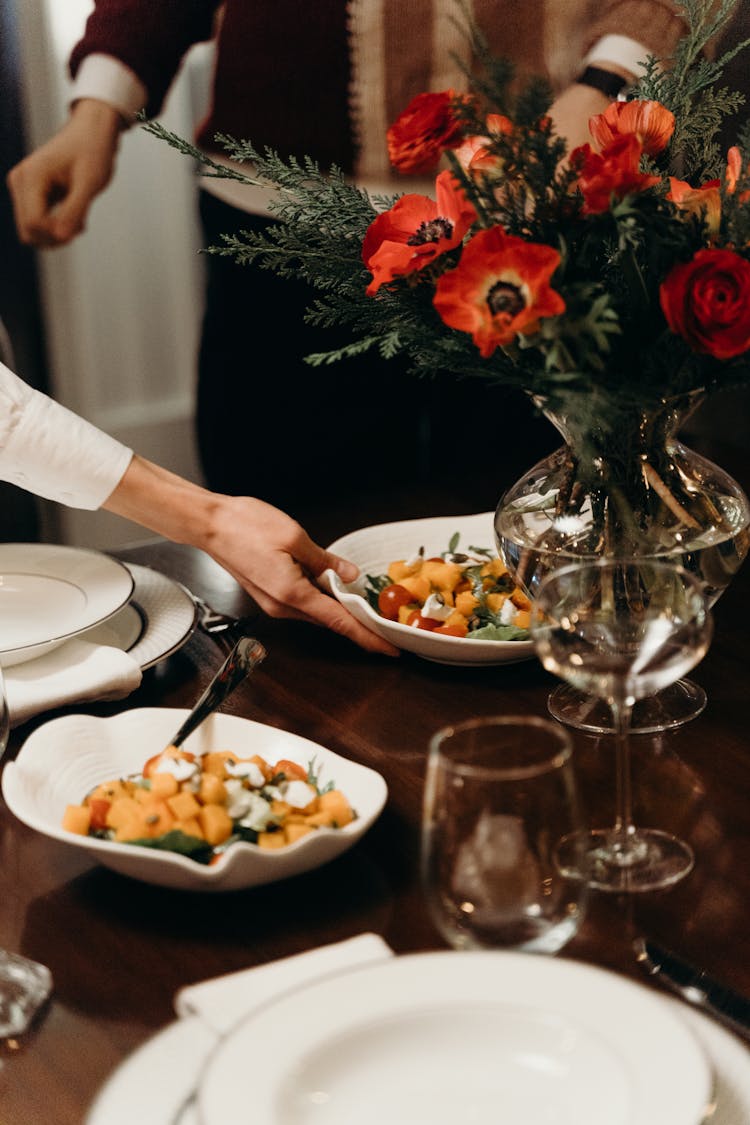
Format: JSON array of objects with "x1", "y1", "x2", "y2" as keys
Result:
[{"x1": 1, "y1": 0, "x2": 213, "y2": 549}]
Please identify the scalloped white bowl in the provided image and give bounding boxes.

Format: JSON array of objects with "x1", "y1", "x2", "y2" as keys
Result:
[
  {"x1": 2, "y1": 708, "x2": 388, "y2": 892},
  {"x1": 325, "y1": 512, "x2": 535, "y2": 667}
]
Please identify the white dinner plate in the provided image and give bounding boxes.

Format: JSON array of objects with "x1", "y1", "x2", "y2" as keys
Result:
[
  {"x1": 82, "y1": 563, "x2": 197, "y2": 669},
  {"x1": 325, "y1": 512, "x2": 535, "y2": 666},
  {"x1": 0, "y1": 544, "x2": 134, "y2": 667},
  {"x1": 85, "y1": 973, "x2": 750, "y2": 1125},
  {"x1": 197, "y1": 952, "x2": 712, "y2": 1125}
]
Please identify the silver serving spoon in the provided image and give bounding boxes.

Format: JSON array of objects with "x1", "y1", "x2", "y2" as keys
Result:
[{"x1": 166, "y1": 635, "x2": 267, "y2": 751}]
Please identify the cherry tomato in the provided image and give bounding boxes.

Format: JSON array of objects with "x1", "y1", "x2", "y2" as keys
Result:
[
  {"x1": 405, "y1": 610, "x2": 441, "y2": 631},
  {"x1": 434, "y1": 624, "x2": 466, "y2": 637},
  {"x1": 378, "y1": 584, "x2": 414, "y2": 621},
  {"x1": 88, "y1": 798, "x2": 111, "y2": 831}
]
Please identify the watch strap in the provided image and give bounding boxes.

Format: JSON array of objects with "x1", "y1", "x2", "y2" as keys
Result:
[{"x1": 575, "y1": 65, "x2": 628, "y2": 99}]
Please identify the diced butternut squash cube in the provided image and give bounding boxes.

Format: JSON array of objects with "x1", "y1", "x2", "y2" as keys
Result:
[
  {"x1": 167, "y1": 790, "x2": 202, "y2": 820},
  {"x1": 454, "y1": 591, "x2": 480, "y2": 617},
  {"x1": 106, "y1": 796, "x2": 142, "y2": 830},
  {"x1": 387, "y1": 559, "x2": 421, "y2": 582},
  {"x1": 142, "y1": 802, "x2": 175, "y2": 837},
  {"x1": 133, "y1": 785, "x2": 161, "y2": 806},
  {"x1": 88, "y1": 779, "x2": 129, "y2": 803},
  {"x1": 397, "y1": 604, "x2": 415, "y2": 625},
  {"x1": 486, "y1": 592, "x2": 509, "y2": 613},
  {"x1": 514, "y1": 609, "x2": 531, "y2": 629},
  {"x1": 270, "y1": 799, "x2": 292, "y2": 818},
  {"x1": 150, "y1": 772, "x2": 179, "y2": 799},
  {"x1": 175, "y1": 817, "x2": 204, "y2": 840},
  {"x1": 511, "y1": 588, "x2": 532, "y2": 611},
  {"x1": 304, "y1": 810, "x2": 337, "y2": 828},
  {"x1": 481, "y1": 558, "x2": 508, "y2": 578},
  {"x1": 198, "y1": 773, "x2": 227, "y2": 805},
  {"x1": 202, "y1": 750, "x2": 239, "y2": 777},
  {"x1": 284, "y1": 823, "x2": 314, "y2": 844},
  {"x1": 317, "y1": 790, "x2": 354, "y2": 827},
  {"x1": 420, "y1": 560, "x2": 462, "y2": 592},
  {"x1": 62, "y1": 804, "x2": 91, "y2": 836},
  {"x1": 198, "y1": 804, "x2": 233, "y2": 846},
  {"x1": 397, "y1": 574, "x2": 431, "y2": 603},
  {"x1": 257, "y1": 830, "x2": 287, "y2": 849}
]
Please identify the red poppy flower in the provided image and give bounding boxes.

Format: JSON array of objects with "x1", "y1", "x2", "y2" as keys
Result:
[
  {"x1": 363, "y1": 171, "x2": 477, "y2": 295},
  {"x1": 660, "y1": 248, "x2": 750, "y2": 359},
  {"x1": 576, "y1": 134, "x2": 661, "y2": 214},
  {"x1": 433, "y1": 227, "x2": 565, "y2": 357},
  {"x1": 387, "y1": 90, "x2": 469, "y2": 174},
  {"x1": 589, "y1": 99, "x2": 675, "y2": 156}
]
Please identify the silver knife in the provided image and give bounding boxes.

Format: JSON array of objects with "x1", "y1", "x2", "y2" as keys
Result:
[{"x1": 635, "y1": 937, "x2": 750, "y2": 1040}]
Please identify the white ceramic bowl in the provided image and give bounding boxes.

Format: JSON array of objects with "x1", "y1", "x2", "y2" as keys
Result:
[
  {"x1": 2, "y1": 709, "x2": 388, "y2": 892},
  {"x1": 325, "y1": 512, "x2": 535, "y2": 667}
]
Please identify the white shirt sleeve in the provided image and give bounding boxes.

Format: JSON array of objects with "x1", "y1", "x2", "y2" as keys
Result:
[
  {"x1": 0, "y1": 363, "x2": 133, "y2": 510},
  {"x1": 70, "y1": 54, "x2": 148, "y2": 123},
  {"x1": 585, "y1": 36, "x2": 652, "y2": 78}
]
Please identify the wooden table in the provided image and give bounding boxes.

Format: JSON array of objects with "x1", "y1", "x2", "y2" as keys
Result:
[{"x1": 2, "y1": 492, "x2": 750, "y2": 1123}]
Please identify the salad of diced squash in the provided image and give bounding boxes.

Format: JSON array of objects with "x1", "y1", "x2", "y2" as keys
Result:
[
  {"x1": 364, "y1": 534, "x2": 531, "y2": 642},
  {"x1": 62, "y1": 746, "x2": 355, "y2": 865}
]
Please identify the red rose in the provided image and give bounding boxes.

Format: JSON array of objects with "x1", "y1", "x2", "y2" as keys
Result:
[
  {"x1": 387, "y1": 90, "x2": 467, "y2": 174},
  {"x1": 660, "y1": 248, "x2": 750, "y2": 359}
]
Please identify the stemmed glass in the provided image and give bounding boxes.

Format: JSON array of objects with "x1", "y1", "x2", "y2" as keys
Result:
[
  {"x1": 530, "y1": 558, "x2": 712, "y2": 893},
  {"x1": 421, "y1": 715, "x2": 587, "y2": 953}
]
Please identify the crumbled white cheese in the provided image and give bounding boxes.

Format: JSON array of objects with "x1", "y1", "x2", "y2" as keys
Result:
[
  {"x1": 281, "y1": 780, "x2": 318, "y2": 810},
  {"x1": 224, "y1": 760, "x2": 266, "y2": 788},
  {"x1": 499, "y1": 598, "x2": 517, "y2": 625},
  {"x1": 154, "y1": 756, "x2": 199, "y2": 783},
  {"x1": 421, "y1": 593, "x2": 452, "y2": 622}
]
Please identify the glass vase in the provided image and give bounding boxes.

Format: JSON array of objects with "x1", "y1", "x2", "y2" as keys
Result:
[{"x1": 494, "y1": 391, "x2": 750, "y2": 732}]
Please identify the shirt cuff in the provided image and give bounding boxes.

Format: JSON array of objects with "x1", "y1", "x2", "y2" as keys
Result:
[
  {"x1": 70, "y1": 54, "x2": 148, "y2": 124},
  {"x1": 0, "y1": 364, "x2": 133, "y2": 510},
  {"x1": 584, "y1": 35, "x2": 652, "y2": 79}
]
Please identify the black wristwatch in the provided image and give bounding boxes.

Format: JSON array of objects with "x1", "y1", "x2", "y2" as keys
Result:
[{"x1": 575, "y1": 65, "x2": 628, "y2": 99}]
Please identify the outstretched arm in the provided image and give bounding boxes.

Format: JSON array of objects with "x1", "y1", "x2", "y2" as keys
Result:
[{"x1": 103, "y1": 456, "x2": 399, "y2": 657}]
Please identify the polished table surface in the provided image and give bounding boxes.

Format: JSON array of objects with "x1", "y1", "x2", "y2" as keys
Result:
[{"x1": 2, "y1": 485, "x2": 750, "y2": 1123}]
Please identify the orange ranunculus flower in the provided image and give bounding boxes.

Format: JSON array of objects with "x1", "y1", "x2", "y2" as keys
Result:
[
  {"x1": 387, "y1": 90, "x2": 469, "y2": 174},
  {"x1": 660, "y1": 248, "x2": 750, "y2": 359},
  {"x1": 362, "y1": 170, "x2": 477, "y2": 295},
  {"x1": 667, "y1": 177, "x2": 721, "y2": 234},
  {"x1": 433, "y1": 227, "x2": 565, "y2": 357},
  {"x1": 576, "y1": 134, "x2": 661, "y2": 214},
  {"x1": 454, "y1": 114, "x2": 514, "y2": 176},
  {"x1": 588, "y1": 99, "x2": 675, "y2": 156}
]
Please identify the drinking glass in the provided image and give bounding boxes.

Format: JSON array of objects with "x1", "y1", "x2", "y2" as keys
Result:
[
  {"x1": 421, "y1": 715, "x2": 587, "y2": 953},
  {"x1": 530, "y1": 559, "x2": 712, "y2": 893},
  {"x1": 0, "y1": 664, "x2": 53, "y2": 1037}
]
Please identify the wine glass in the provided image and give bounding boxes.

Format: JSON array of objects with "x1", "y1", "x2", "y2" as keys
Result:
[
  {"x1": 530, "y1": 558, "x2": 712, "y2": 893},
  {"x1": 421, "y1": 715, "x2": 587, "y2": 953}
]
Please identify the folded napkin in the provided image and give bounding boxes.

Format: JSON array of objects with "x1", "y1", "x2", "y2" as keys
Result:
[
  {"x1": 5, "y1": 638, "x2": 142, "y2": 728},
  {"x1": 175, "y1": 932, "x2": 393, "y2": 1036}
]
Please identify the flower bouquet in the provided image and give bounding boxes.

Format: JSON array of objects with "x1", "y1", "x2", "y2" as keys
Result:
[{"x1": 147, "y1": 0, "x2": 750, "y2": 597}]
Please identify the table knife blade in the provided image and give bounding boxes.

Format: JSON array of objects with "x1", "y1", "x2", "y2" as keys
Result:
[{"x1": 635, "y1": 937, "x2": 750, "y2": 1040}]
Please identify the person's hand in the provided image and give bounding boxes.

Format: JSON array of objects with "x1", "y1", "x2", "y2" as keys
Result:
[
  {"x1": 203, "y1": 495, "x2": 400, "y2": 656},
  {"x1": 102, "y1": 456, "x2": 400, "y2": 657},
  {"x1": 7, "y1": 99, "x2": 123, "y2": 247},
  {"x1": 548, "y1": 83, "x2": 612, "y2": 157}
]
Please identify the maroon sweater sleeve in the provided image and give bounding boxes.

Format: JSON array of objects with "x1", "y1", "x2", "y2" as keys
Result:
[{"x1": 69, "y1": 0, "x2": 221, "y2": 118}]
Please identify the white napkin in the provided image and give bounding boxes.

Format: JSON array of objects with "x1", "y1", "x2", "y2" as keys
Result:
[
  {"x1": 175, "y1": 932, "x2": 393, "y2": 1036},
  {"x1": 5, "y1": 638, "x2": 142, "y2": 728}
]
